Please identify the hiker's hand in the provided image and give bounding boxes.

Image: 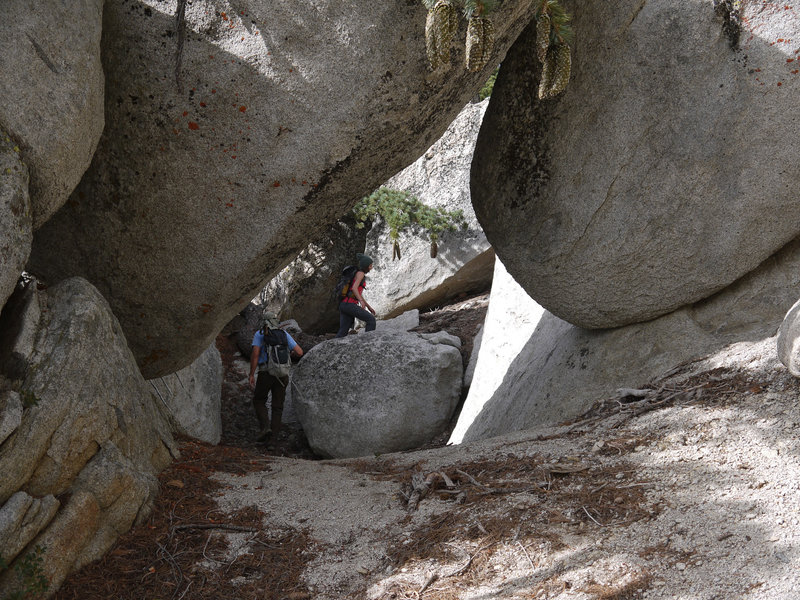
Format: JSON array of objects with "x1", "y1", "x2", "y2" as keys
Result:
[
  {"x1": 367, "y1": 305, "x2": 376, "y2": 315},
  {"x1": 249, "y1": 374, "x2": 255, "y2": 389}
]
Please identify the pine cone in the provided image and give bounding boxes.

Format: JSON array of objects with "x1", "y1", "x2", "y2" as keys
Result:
[
  {"x1": 537, "y1": 46, "x2": 556, "y2": 99},
  {"x1": 536, "y1": 11, "x2": 551, "y2": 64},
  {"x1": 425, "y1": 10, "x2": 441, "y2": 69},
  {"x1": 425, "y1": 0, "x2": 459, "y2": 70},
  {"x1": 538, "y1": 43, "x2": 570, "y2": 99},
  {"x1": 550, "y1": 42, "x2": 571, "y2": 96},
  {"x1": 465, "y1": 15, "x2": 494, "y2": 72}
]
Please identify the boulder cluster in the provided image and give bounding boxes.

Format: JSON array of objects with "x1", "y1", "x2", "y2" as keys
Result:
[{"x1": 4, "y1": 0, "x2": 800, "y2": 596}]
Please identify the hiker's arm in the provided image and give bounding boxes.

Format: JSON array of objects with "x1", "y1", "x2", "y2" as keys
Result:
[
  {"x1": 291, "y1": 344, "x2": 304, "y2": 358},
  {"x1": 351, "y1": 272, "x2": 375, "y2": 315},
  {"x1": 249, "y1": 346, "x2": 260, "y2": 388}
]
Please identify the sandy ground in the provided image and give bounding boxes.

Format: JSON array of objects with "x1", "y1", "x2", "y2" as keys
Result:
[
  {"x1": 208, "y1": 333, "x2": 800, "y2": 600},
  {"x1": 52, "y1": 295, "x2": 800, "y2": 600}
]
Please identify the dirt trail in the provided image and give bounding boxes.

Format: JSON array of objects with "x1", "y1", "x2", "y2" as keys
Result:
[{"x1": 55, "y1": 302, "x2": 800, "y2": 600}]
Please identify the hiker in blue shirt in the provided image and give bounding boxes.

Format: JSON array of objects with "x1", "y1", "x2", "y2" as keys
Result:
[
  {"x1": 248, "y1": 311, "x2": 303, "y2": 446},
  {"x1": 336, "y1": 253, "x2": 377, "y2": 337}
]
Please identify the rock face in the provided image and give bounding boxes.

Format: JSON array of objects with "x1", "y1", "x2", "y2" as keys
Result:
[
  {"x1": 28, "y1": 0, "x2": 538, "y2": 378},
  {"x1": 292, "y1": 331, "x2": 462, "y2": 458},
  {"x1": 0, "y1": 0, "x2": 104, "y2": 228},
  {"x1": 449, "y1": 259, "x2": 544, "y2": 444},
  {"x1": 471, "y1": 1, "x2": 800, "y2": 329},
  {"x1": 463, "y1": 324, "x2": 483, "y2": 389},
  {"x1": 372, "y1": 309, "x2": 420, "y2": 333},
  {"x1": 147, "y1": 343, "x2": 223, "y2": 445},
  {"x1": 778, "y1": 298, "x2": 800, "y2": 377},
  {"x1": 453, "y1": 238, "x2": 800, "y2": 443},
  {"x1": 0, "y1": 133, "x2": 31, "y2": 311},
  {"x1": 0, "y1": 277, "x2": 176, "y2": 595},
  {"x1": 366, "y1": 100, "x2": 494, "y2": 318}
]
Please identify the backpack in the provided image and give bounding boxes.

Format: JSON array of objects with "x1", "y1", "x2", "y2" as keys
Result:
[
  {"x1": 262, "y1": 327, "x2": 292, "y2": 378},
  {"x1": 334, "y1": 265, "x2": 359, "y2": 300}
]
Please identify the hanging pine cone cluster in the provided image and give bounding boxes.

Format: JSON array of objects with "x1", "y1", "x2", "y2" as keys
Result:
[
  {"x1": 423, "y1": 0, "x2": 496, "y2": 72},
  {"x1": 535, "y1": 0, "x2": 573, "y2": 99},
  {"x1": 465, "y1": 14, "x2": 494, "y2": 71},
  {"x1": 425, "y1": 0, "x2": 459, "y2": 70}
]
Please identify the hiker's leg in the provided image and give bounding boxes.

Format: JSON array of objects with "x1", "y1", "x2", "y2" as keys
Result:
[
  {"x1": 336, "y1": 302, "x2": 357, "y2": 337},
  {"x1": 269, "y1": 376, "x2": 287, "y2": 437},
  {"x1": 251, "y1": 372, "x2": 271, "y2": 437},
  {"x1": 360, "y1": 308, "x2": 377, "y2": 332},
  {"x1": 350, "y1": 304, "x2": 376, "y2": 332}
]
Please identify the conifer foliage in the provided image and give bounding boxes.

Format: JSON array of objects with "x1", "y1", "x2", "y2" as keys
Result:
[{"x1": 352, "y1": 187, "x2": 469, "y2": 259}]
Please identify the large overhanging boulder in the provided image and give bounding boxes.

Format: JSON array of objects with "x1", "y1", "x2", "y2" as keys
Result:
[
  {"x1": 452, "y1": 236, "x2": 800, "y2": 443},
  {"x1": 471, "y1": 1, "x2": 800, "y2": 329},
  {"x1": 366, "y1": 99, "x2": 494, "y2": 318},
  {"x1": 28, "y1": 0, "x2": 538, "y2": 378},
  {"x1": 0, "y1": 277, "x2": 177, "y2": 594},
  {"x1": 260, "y1": 100, "x2": 494, "y2": 331},
  {"x1": 292, "y1": 331, "x2": 462, "y2": 458},
  {"x1": 0, "y1": 0, "x2": 104, "y2": 228}
]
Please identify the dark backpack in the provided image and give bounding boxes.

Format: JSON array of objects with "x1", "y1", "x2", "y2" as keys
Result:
[
  {"x1": 261, "y1": 328, "x2": 291, "y2": 378},
  {"x1": 334, "y1": 265, "x2": 359, "y2": 300}
]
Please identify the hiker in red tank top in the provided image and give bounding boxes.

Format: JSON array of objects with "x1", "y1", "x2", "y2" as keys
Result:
[{"x1": 336, "y1": 253, "x2": 377, "y2": 337}]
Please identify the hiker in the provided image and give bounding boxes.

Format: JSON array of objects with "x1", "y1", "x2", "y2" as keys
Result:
[
  {"x1": 336, "y1": 252, "x2": 377, "y2": 337},
  {"x1": 248, "y1": 311, "x2": 303, "y2": 446}
]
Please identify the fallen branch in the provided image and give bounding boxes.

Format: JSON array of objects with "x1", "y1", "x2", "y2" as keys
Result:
[
  {"x1": 616, "y1": 387, "x2": 651, "y2": 400},
  {"x1": 439, "y1": 471, "x2": 456, "y2": 488},
  {"x1": 407, "y1": 472, "x2": 441, "y2": 512}
]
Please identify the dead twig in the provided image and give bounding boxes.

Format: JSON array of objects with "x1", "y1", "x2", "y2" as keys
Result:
[
  {"x1": 176, "y1": 580, "x2": 192, "y2": 600},
  {"x1": 582, "y1": 506, "x2": 603, "y2": 527},
  {"x1": 155, "y1": 541, "x2": 184, "y2": 596},
  {"x1": 474, "y1": 486, "x2": 543, "y2": 496},
  {"x1": 455, "y1": 469, "x2": 488, "y2": 489},
  {"x1": 517, "y1": 541, "x2": 536, "y2": 572},
  {"x1": 418, "y1": 571, "x2": 438, "y2": 596},
  {"x1": 172, "y1": 523, "x2": 259, "y2": 533},
  {"x1": 616, "y1": 482, "x2": 654, "y2": 489},
  {"x1": 444, "y1": 541, "x2": 497, "y2": 577}
]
